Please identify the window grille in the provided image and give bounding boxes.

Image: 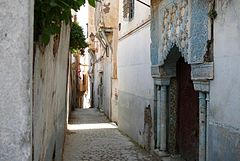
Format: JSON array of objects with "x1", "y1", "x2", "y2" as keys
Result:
[
  {"x1": 123, "y1": 0, "x2": 134, "y2": 21},
  {"x1": 123, "y1": 0, "x2": 129, "y2": 19}
]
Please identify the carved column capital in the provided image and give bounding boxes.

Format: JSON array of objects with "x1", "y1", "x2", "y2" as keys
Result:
[
  {"x1": 155, "y1": 78, "x2": 170, "y2": 86},
  {"x1": 191, "y1": 62, "x2": 214, "y2": 81},
  {"x1": 191, "y1": 62, "x2": 214, "y2": 93},
  {"x1": 193, "y1": 80, "x2": 210, "y2": 93}
]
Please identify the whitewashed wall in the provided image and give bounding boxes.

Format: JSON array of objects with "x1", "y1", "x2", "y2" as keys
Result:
[
  {"x1": 119, "y1": 0, "x2": 151, "y2": 37},
  {"x1": 117, "y1": 0, "x2": 154, "y2": 145},
  {"x1": 118, "y1": 25, "x2": 154, "y2": 146},
  {"x1": 0, "y1": 0, "x2": 33, "y2": 160},
  {"x1": 33, "y1": 24, "x2": 70, "y2": 161},
  {"x1": 90, "y1": 0, "x2": 119, "y2": 122},
  {"x1": 208, "y1": 0, "x2": 240, "y2": 160}
]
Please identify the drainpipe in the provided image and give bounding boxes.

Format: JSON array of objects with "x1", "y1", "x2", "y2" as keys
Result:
[
  {"x1": 154, "y1": 85, "x2": 158, "y2": 148},
  {"x1": 199, "y1": 92, "x2": 207, "y2": 161},
  {"x1": 206, "y1": 93, "x2": 210, "y2": 161},
  {"x1": 156, "y1": 86, "x2": 161, "y2": 149},
  {"x1": 96, "y1": 29, "x2": 113, "y2": 56}
]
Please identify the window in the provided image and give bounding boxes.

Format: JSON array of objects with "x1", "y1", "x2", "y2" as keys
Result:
[
  {"x1": 123, "y1": 0, "x2": 129, "y2": 19},
  {"x1": 123, "y1": 0, "x2": 135, "y2": 21},
  {"x1": 129, "y1": 0, "x2": 134, "y2": 20}
]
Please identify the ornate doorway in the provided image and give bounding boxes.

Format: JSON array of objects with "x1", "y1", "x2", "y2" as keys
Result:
[
  {"x1": 176, "y1": 57, "x2": 199, "y2": 161},
  {"x1": 153, "y1": 48, "x2": 209, "y2": 161},
  {"x1": 151, "y1": 1, "x2": 213, "y2": 161}
]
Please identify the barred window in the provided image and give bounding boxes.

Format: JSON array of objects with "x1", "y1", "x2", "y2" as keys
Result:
[
  {"x1": 123, "y1": 0, "x2": 135, "y2": 20},
  {"x1": 123, "y1": 0, "x2": 129, "y2": 19}
]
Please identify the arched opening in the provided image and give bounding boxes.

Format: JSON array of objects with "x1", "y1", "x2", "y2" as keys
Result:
[{"x1": 154, "y1": 46, "x2": 200, "y2": 161}]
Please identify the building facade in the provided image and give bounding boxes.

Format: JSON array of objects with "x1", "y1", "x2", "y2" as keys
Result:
[
  {"x1": 0, "y1": 0, "x2": 33, "y2": 160},
  {"x1": 117, "y1": 0, "x2": 154, "y2": 149},
  {"x1": 89, "y1": 0, "x2": 240, "y2": 160},
  {"x1": 88, "y1": 0, "x2": 154, "y2": 149},
  {"x1": 151, "y1": 0, "x2": 240, "y2": 160},
  {"x1": 0, "y1": 1, "x2": 71, "y2": 160},
  {"x1": 88, "y1": 0, "x2": 119, "y2": 122}
]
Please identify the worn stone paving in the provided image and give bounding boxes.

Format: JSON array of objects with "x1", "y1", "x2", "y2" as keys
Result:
[{"x1": 63, "y1": 108, "x2": 158, "y2": 161}]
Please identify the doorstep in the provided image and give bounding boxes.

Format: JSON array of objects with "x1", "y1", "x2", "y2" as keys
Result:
[{"x1": 152, "y1": 150, "x2": 186, "y2": 161}]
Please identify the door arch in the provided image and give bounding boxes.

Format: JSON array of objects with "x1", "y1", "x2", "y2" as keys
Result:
[{"x1": 154, "y1": 47, "x2": 205, "y2": 161}]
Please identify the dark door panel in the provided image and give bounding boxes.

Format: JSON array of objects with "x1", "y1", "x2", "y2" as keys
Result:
[{"x1": 176, "y1": 57, "x2": 199, "y2": 161}]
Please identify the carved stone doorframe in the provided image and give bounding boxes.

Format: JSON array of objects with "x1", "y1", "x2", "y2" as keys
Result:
[
  {"x1": 193, "y1": 80, "x2": 211, "y2": 161},
  {"x1": 151, "y1": 0, "x2": 214, "y2": 160},
  {"x1": 152, "y1": 47, "x2": 214, "y2": 161},
  {"x1": 153, "y1": 62, "x2": 213, "y2": 161}
]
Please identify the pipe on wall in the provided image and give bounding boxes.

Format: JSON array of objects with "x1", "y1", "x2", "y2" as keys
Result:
[
  {"x1": 199, "y1": 92, "x2": 207, "y2": 161},
  {"x1": 156, "y1": 86, "x2": 161, "y2": 149}
]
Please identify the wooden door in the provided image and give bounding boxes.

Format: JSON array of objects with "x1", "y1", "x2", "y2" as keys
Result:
[{"x1": 176, "y1": 57, "x2": 199, "y2": 161}]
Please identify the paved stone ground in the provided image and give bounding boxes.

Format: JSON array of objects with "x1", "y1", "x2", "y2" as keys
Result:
[{"x1": 63, "y1": 108, "x2": 158, "y2": 161}]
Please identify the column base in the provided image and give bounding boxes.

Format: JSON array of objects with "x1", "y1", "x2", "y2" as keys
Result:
[
  {"x1": 153, "y1": 149, "x2": 169, "y2": 158},
  {"x1": 153, "y1": 150, "x2": 186, "y2": 161}
]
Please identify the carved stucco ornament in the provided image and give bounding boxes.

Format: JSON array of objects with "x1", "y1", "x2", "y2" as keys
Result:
[
  {"x1": 158, "y1": 0, "x2": 209, "y2": 66},
  {"x1": 160, "y1": 0, "x2": 189, "y2": 65}
]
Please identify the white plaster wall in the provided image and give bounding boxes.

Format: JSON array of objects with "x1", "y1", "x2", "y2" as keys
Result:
[
  {"x1": 111, "y1": 79, "x2": 119, "y2": 122},
  {"x1": 93, "y1": 67, "x2": 100, "y2": 108},
  {"x1": 118, "y1": 25, "x2": 153, "y2": 100},
  {"x1": 119, "y1": 0, "x2": 151, "y2": 37},
  {"x1": 92, "y1": 46, "x2": 104, "y2": 109},
  {"x1": 208, "y1": 0, "x2": 240, "y2": 160},
  {"x1": 33, "y1": 24, "x2": 70, "y2": 161},
  {"x1": 117, "y1": 2, "x2": 153, "y2": 143},
  {"x1": 117, "y1": 24, "x2": 154, "y2": 145},
  {"x1": 92, "y1": 46, "x2": 112, "y2": 118},
  {"x1": 211, "y1": 0, "x2": 240, "y2": 132},
  {"x1": 0, "y1": 0, "x2": 33, "y2": 160},
  {"x1": 102, "y1": 58, "x2": 112, "y2": 118},
  {"x1": 91, "y1": 0, "x2": 119, "y2": 122}
]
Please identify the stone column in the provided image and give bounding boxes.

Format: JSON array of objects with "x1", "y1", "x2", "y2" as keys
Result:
[
  {"x1": 160, "y1": 85, "x2": 168, "y2": 151},
  {"x1": 206, "y1": 93, "x2": 210, "y2": 161},
  {"x1": 192, "y1": 62, "x2": 213, "y2": 161},
  {"x1": 155, "y1": 78, "x2": 170, "y2": 152}
]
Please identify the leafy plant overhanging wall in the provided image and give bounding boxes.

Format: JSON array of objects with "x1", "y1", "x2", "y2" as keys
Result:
[
  {"x1": 34, "y1": 0, "x2": 95, "y2": 45},
  {"x1": 70, "y1": 22, "x2": 88, "y2": 54}
]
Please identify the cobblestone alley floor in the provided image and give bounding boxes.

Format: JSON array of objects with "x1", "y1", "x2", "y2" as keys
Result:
[{"x1": 63, "y1": 108, "x2": 158, "y2": 161}]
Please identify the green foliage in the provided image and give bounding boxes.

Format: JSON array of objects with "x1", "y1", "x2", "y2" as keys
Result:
[
  {"x1": 88, "y1": 0, "x2": 95, "y2": 7},
  {"x1": 34, "y1": 0, "x2": 95, "y2": 45},
  {"x1": 70, "y1": 22, "x2": 88, "y2": 54}
]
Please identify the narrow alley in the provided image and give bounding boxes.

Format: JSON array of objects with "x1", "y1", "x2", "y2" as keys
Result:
[
  {"x1": 63, "y1": 108, "x2": 157, "y2": 161},
  {"x1": 2, "y1": 0, "x2": 240, "y2": 161}
]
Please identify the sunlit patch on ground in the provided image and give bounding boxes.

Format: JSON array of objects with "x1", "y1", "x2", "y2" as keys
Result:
[
  {"x1": 63, "y1": 108, "x2": 157, "y2": 161},
  {"x1": 67, "y1": 122, "x2": 118, "y2": 130}
]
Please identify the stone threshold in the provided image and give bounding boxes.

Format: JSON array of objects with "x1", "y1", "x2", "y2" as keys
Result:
[{"x1": 152, "y1": 149, "x2": 186, "y2": 161}]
